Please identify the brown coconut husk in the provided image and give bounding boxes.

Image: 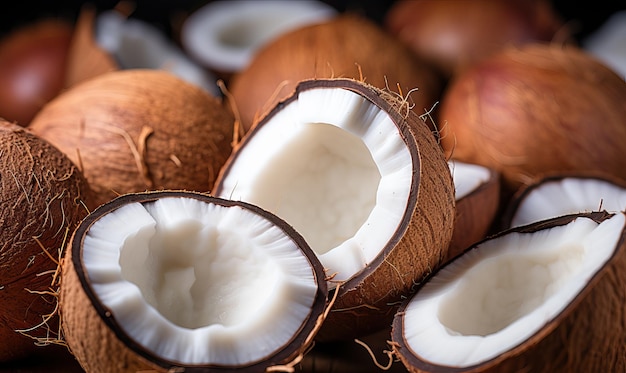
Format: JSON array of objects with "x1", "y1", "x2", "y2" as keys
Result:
[
  {"x1": 28, "y1": 69, "x2": 235, "y2": 207},
  {"x1": 0, "y1": 120, "x2": 94, "y2": 362},
  {"x1": 63, "y1": 4, "x2": 119, "y2": 89}
]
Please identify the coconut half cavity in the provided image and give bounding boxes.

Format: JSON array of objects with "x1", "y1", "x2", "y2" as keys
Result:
[
  {"x1": 181, "y1": 0, "x2": 337, "y2": 74},
  {"x1": 61, "y1": 191, "x2": 327, "y2": 372},
  {"x1": 216, "y1": 82, "x2": 410, "y2": 283},
  {"x1": 392, "y1": 211, "x2": 626, "y2": 372},
  {"x1": 506, "y1": 174, "x2": 626, "y2": 228}
]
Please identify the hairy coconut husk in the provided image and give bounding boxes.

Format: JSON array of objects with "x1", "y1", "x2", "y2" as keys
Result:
[
  {"x1": 227, "y1": 13, "x2": 443, "y2": 134},
  {"x1": 437, "y1": 43, "x2": 626, "y2": 203},
  {"x1": 0, "y1": 120, "x2": 94, "y2": 362},
  {"x1": 392, "y1": 211, "x2": 626, "y2": 373},
  {"x1": 28, "y1": 69, "x2": 235, "y2": 207}
]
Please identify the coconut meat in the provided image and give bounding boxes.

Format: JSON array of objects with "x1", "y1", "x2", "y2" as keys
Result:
[
  {"x1": 401, "y1": 213, "x2": 624, "y2": 367},
  {"x1": 95, "y1": 10, "x2": 220, "y2": 96},
  {"x1": 216, "y1": 87, "x2": 413, "y2": 283},
  {"x1": 81, "y1": 197, "x2": 320, "y2": 366},
  {"x1": 181, "y1": 0, "x2": 337, "y2": 72},
  {"x1": 449, "y1": 160, "x2": 492, "y2": 200},
  {"x1": 511, "y1": 177, "x2": 626, "y2": 227}
]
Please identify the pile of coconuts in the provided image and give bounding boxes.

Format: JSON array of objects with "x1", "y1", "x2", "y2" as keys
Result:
[{"x1": 1, "y1": 1, "x2": 625, "y2": 372}]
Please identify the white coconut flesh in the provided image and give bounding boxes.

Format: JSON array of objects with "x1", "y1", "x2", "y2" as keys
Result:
[
  {"x1": 180, "y1": 0, "x2": 337, "y2": 72},
  {"x1": 449, "y1": 160, "x2": 492, "y2": 200},
  {"x1": 511, "y1": 177, "x2": 626, "y2": 228},
  {"x1": 81, "y1": 196, "x2": 320, "y2": 365},
  {"x1": 401, "y1": 212, "x2": 625, "y2": 368},
  {"x1": 216, "y1": 87, "x2": 413, "y2": 283},
  {"x1": 95, "y1": 10, "x2": 220, "y2": 96}
]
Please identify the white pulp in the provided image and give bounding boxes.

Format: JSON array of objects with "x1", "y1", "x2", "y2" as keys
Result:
[
  {"x1": 511, "y1": 177, "x2": 626, "y2": 228},
  {"x1": 402, "y1": 213, "x2": 624, "y2": 367},
  {"x1": 95, "y1": 10, "x2": 220, "y2": 96},
  {"x1": 216, "y1": 87, "x2": 413, "y2": 282},
  {"x1": 82, "y1": 197, "x2": 319, "y2": 365},
  {"x1": 449, "y1": 160, "x2": 492, "y2": 200},
  {"x1": 181, "y1": 0, "x2": 337, "y2": 72}
]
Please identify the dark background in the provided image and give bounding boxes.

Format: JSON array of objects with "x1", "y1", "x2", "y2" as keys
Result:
[{"x1": 0, "y1": 0, "x2": 624, "y2": 43}]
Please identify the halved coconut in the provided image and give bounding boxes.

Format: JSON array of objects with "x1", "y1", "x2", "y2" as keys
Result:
[
  {"x1": 180, "y1": 0, "x2": 337, "y2": 78},
  {"x1": 60, "y1": 190, "x2": 328, "y2": 372},
  {"x1": 64, "y1": 5, "x2": 219, "y2": 96},
  {"x1": 213, "y1": 78, "x2": 456, "y2": 341},
  {"x1": 503, "y1": 173, "x2": 626, "y2": 228},
  {"x1": 392, "y1": 211, "x2": 626, "y2": 372},
  {"x1": 447, "y1": 160, "x2": 500, "y2": 261}
]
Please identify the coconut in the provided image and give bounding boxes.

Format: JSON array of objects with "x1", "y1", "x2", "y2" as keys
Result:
[
  {"x1": 437, "y1": 43, "x2": 626, "y2": 201},
  {"x1": 64, "y1": 5, "x2": 219, "y2": 96},
  {"x1": 0, "y1": 120, "x2": 94, "y2": 362},
  {"x1": 28, "y1": 69, "x2": 235, "y2": 207},
  {"x1": 213, "y1": 78, "x2": 456, "y2": 341},
  {"x1": 391, "y1": 210, "x2": 626, "y2": 372},
  {"x1": 384, "y1": 0, "x2": 567, "y2": 79},
  {"x1": 447, "y1": 160, "x2": 500, "y2": 262},
  {"x1": 60, "y1": 190, "x2": 328, "y2": 373},
  {"x1": 180, "y1": 0, "x2": 337, "y2": 81},
  {"x1": 502, "y1": 172, "x2": 626, "y2": 229},
  {"x1": 0, "y1": 18, "x2": 73, "y2": 126},
  {"x1": 227, "y1": 13, "x2": 443, "y2": 134}
]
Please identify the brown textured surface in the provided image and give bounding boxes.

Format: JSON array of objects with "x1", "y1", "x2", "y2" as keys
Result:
[
  {"x1": 0, "y1": 121, "x2": 93, "y2": 362},
  {"x1": 437, "y1": 43, "x2": 626, "y2": 201},
  {"x1": 228, "y1": 13, "x2": 443, "y2": 134},
  {"x1": 29, "y1": 69, "x2": 235, "y2": 207}
]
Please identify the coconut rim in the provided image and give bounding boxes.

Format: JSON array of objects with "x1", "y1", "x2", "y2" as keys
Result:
[
  {"x1": 180, "y1": 0, "x2": 338, "y2": 73},
  {"x1": 449, "y1": 160, "x2": 499, "y2": 202},
  {"x1": 68, "y1": 190, "x2": 328, "y2": 371},
  {"x1": 213, "y1": 78, "x2": 421, "y2": 294},
  {"x1": 501, "y1": 172, "x2": 626, "y2": 229},
  {"x1": 391, "y1": 210, "x2": 624, "y2": 372}
]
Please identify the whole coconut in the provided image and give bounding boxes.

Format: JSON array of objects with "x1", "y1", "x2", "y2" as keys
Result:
[
  {"x1": 0, "y1": 18, "x2": 73, "y2": 126},
  {"x1": 0, "y1": 120, "x2": 94, "y2": 362},
  {"x1": 228, "y1": 13, "x2": 443, "y2": 134},
  {"x1": 438, "y1": 43, "x2": 626, "y2": 201},
  {"x1": 384, "y1": 0, "x2": 567, "y2": 79},
  {"x1": 29, "y1": 69, "x2": 235, "y2": 207}
]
